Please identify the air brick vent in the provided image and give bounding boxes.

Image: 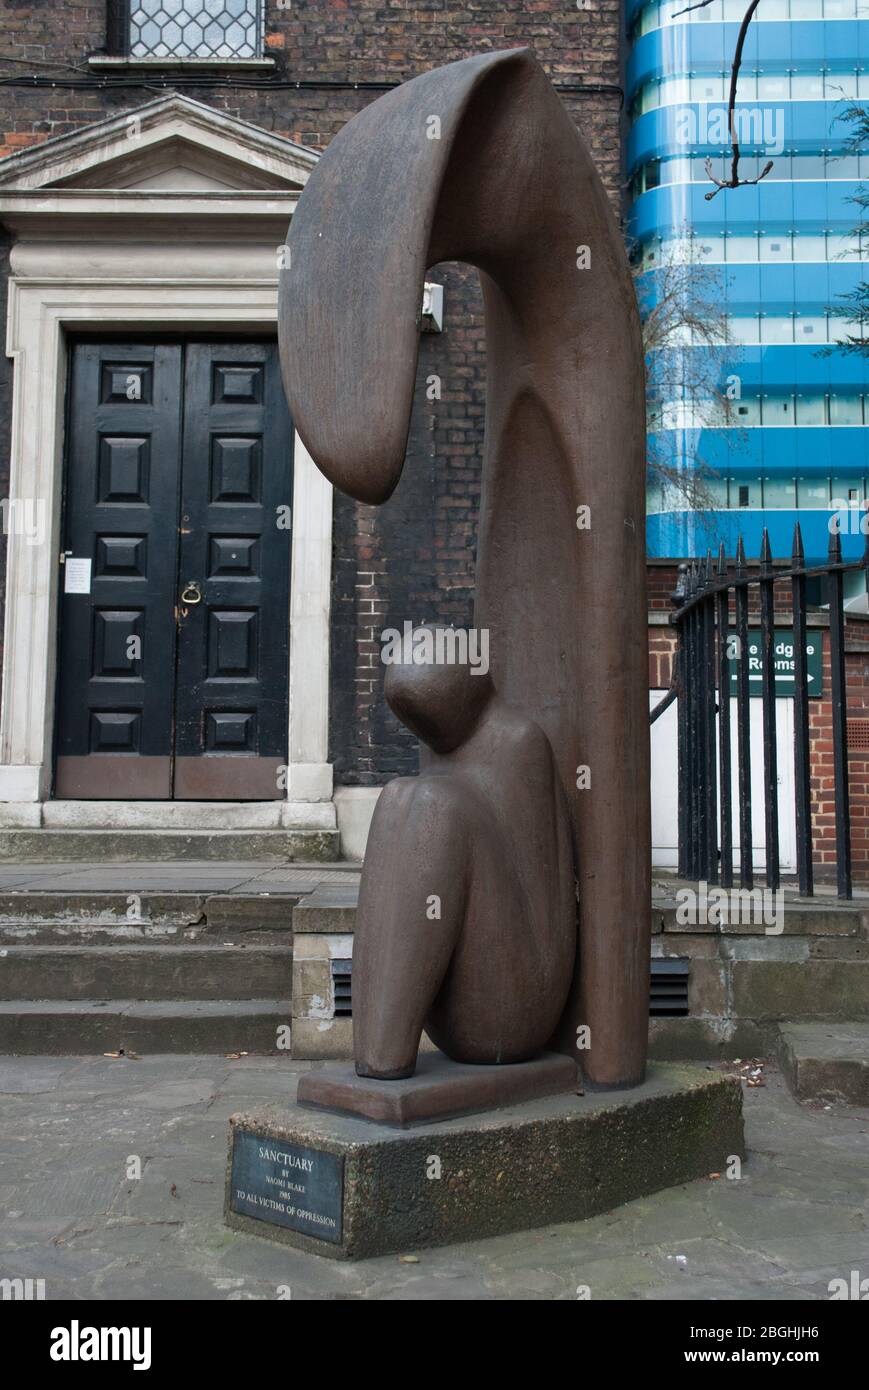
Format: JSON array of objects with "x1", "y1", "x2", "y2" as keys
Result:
[
  {"x1": 650, "y1": 958, "x2": 690, "y2": 1017},
  {"x1": 331, "y1": 958, "x2": 352, "y2": 1018}
]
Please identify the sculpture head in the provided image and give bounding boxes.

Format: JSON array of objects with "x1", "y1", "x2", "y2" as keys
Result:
[{"x1": 384, "y1": 626, "x2": 494, "y2": 755}]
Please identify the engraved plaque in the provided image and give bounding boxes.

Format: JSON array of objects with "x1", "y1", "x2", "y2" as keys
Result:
[{"x1": 229, "y1": 1129, "x2": 343, "y2": 1244}]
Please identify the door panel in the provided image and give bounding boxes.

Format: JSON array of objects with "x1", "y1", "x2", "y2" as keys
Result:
[
  {"x1": 55, "y1": 344, "x2": 182, "y2": 798},
  {"x1": 173, "y1": 343, "x2": 292, "y2": 799},
  {"x1": 55, "y1": 339, "x2": 292, "y2": 801}
]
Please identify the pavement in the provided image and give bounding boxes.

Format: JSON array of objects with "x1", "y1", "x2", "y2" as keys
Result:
[
  {"x1": 0, "y1": 862, "x2": 361, "y2": 895},
  {"x1": 0, "y1": 861, "x2": 861, "y2": 902},
  {"x1": 1, "y1": 1054, "x2": 867, "y2": 1300}
]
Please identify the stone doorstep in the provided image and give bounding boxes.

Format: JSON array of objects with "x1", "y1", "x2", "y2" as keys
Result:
[
  {"x1": 0, "y1": 829, "x2": 340, "y2": 863},
  {"x1": 777, "y1": 1021, "x2": 869, "y2": 1106},
  {"x1": 225, "y1": 1062, "x2": 745, "y2": 1260}
]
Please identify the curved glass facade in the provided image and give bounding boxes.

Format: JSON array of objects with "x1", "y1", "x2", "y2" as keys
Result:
[{"x1": 626, "y1": 0, "x2": 869, "y2": 560}]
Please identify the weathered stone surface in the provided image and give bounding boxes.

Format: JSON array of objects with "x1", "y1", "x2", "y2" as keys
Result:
[
  {"x1": 291, "y1": 1017, "x2": 354, "y2": 1061},
  {"x1": 0, "y1": 999, "x2": 290, "y2": 1054},
  {"x1": 225, "y1": 1063, "x2": 745, "y2": 1259},
  {"x1": 648, "y1": 1017, "x2": 770, "y2": 1061},
  {"x1": 204, "y1": 896, "x2": 295, "y2": 932},
  {"x1": 292, "y1": 887, "x2": 357, "y2": 934},
  {"x1": 2, "y1": 1056, "x2": 867, "y2": 1299},
  {"x1": 778, "y1": 1022, "x2": 869, "y2": 1105},
  {"x1": 0, "y1": 945, "x2": 293, "y2": 1001},
  {"x1": 660, "y1": 902, "x2": 861, "y2": 937},
  {"x1": 0, "y1": 829, "x2": 339, "y2": 863},
  {"x1": 732, "y1": 961, "x2": 869, "y2": 1020},
  {"x1": 297, "y1": 1050, "x2": 579, "y2": 1126}
]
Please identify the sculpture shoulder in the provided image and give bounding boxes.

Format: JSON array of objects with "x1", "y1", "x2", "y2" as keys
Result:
[
  {"x1": 491, "y1": 702, "x2": 557, "y2": 767},
  {"x1": 375, "y1": 770, "x2": 474, "y2": 821}
]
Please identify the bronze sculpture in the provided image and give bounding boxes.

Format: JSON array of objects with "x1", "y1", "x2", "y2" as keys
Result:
[
  {"x1": 353, "y1": 643, "x2": 576, "y2": 1078},
  {"x1": 279, "y1": 48, "x2": 651, "y2": 1091}
]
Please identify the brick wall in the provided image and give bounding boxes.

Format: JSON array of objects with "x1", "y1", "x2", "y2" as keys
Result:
[{"x1": 0, "y1": 0, "x2": 626, "y2": 785}]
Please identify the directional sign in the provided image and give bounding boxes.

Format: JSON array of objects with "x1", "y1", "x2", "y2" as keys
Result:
[{"x1": 727, "y1": 629, "x2": 823, "y2": 699}]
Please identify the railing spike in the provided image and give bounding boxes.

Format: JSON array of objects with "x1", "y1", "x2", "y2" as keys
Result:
[
  {"x1": 735, "y1": 535, "x2": 746, "y2": 576},
  {"x1": 717, "y1": 541, "x2": 727, "y2": 577},
  {"x1": 792, "y1": 520, "x2": 804, "y2": 567},
  {"x1": 760, "y1": 527, "x2": 772, "y2": 572},
  {"x1": 829, "y1": 517, "x2": 842, "y2": 565}
]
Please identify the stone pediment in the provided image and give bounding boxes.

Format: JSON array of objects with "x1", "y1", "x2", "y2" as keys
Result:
[{"x1": 0, "y1": 94, "x2": 317, "y2": 198}]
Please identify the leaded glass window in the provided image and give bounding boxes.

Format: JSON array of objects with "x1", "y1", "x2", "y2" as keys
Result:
[{"x1": 126, "y1": 0, "x2": 262, "y2": 60}]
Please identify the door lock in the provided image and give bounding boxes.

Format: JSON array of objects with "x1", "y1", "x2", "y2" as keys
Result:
[{"x1": 180, "y1": 581, "x2": 202, "y2": 605}]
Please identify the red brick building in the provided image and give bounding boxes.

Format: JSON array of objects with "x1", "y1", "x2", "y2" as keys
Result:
[
  {"x1": 0, "y1": 2, "x2": 864, "y2": 884},
  {"x1": 0, "y1": 0, "x2": 629, "y2": 851}
]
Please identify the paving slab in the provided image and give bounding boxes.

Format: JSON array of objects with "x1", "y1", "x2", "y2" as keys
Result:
[{"x1": 0, "y1": 1056, "x2": 867, "y2": 1299}]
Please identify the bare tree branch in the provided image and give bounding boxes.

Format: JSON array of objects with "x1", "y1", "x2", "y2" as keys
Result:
[
  {"x1": 670, "y1": 0, "x2": 718, "y2": 17},
  {"x1": 669, "y1": 0, "x2": 776, "y2": 197}
]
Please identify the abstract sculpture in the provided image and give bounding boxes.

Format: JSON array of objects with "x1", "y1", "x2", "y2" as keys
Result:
[
  {"x1": 353, "y1": 643, "x2": 576, "y2": 1078},
  {"x1": 279, "y1": 48, "x2": 651, "y2": 1090}
]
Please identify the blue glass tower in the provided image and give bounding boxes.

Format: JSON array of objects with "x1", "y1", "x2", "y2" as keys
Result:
[{"x1": 626, "y1": 0, "x2": 869, "y2": 563}]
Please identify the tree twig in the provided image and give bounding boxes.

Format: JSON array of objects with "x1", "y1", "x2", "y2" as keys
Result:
[{"x1": 669, "y1": 0, "x2": 775, "y2": 197}]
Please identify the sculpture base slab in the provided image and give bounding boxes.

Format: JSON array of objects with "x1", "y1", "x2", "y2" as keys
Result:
[
  {"x1": 225, "y1": 1062, "x2": 745, "y2": 1260},
  {"x1": 296, "y1": 1049, "x2": 578, "y2": 1126}
]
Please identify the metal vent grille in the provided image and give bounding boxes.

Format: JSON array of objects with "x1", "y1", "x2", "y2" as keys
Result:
[
  {"x1": 331, "y1": 958, "x2": 352, "y2": 1018},
  {"x1": 327, "y1": 959, "x2": 689, "y2": 1022},
  {"x1": 848, "y1": 718, "x2": 869, "y2": 752},
  {"x1": 129, "y1": 0, "x2": 262, "y2": 60},
  {"x1": 649, "y1": 958, "x2": 690, "y2": 1017}
]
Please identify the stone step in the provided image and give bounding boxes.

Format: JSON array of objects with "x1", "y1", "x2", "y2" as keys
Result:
[
  {"x1": 655, "y1": 898, "x2": 866, "y2": 937},
  {"x1": 0, "y1": 892, "x2": 301, "y2": 942},
  {"x1": 0, "y1": 829, "x2": 339, "y2": 863},
  {"x1": 0, "y1": 999, "x2": 291, "y2": 1054},
  {"x1": 778, "y1": 1022, "x2": 869, "y2": 1106},
  {"x1": 0, "y1": 945, "x2": 293, "y2": 1001}
]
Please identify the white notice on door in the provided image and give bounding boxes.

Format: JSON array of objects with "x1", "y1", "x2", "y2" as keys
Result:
[{"x1": 64, "y1": 557, "x2": 91, "y2": 594}]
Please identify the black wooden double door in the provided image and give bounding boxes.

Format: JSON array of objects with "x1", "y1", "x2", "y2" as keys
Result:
[{"x1": 55, "y1": 341, "x2": 292, "y2": 800}]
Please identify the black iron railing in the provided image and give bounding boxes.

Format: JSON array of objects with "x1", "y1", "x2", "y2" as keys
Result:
[{"x1": 650, "y1": 523, "x2": 869, "y2": 900}]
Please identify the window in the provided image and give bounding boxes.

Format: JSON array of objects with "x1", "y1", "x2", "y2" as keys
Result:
[
  {"x1": 791, "y1": 155, "x2": 826, "y2": 179},
  {"x1": 760, "y1": 234, "x2": 792, "y2": 261},
  {"x1": 760, "y1": 315, "x2": 795, "y2": 344},
  {"x1": 795, "y1": 396, "x2": 827, "y2": 426},
  {"x1": 792, "y1": 234, "x2": 827, "y2": 261},
  {"x1": 726, "y1": 235, "x2": 759, "y2": 262},
  {"x1": 762, "y1": 395, "x2": 796, "y2": 426},
  {"x1": 736, "y1": 482, "x2": 758, "y2": 508},
  {"x1": 763, "y1": 476, "x2": 796, "y2": 507},
  {"x1": 791, "y1": 74, "x2": 825, "y2": 100},
  {"x1": 116, "y1": 0, "x2": 263, "y2": 61},
  {"x1": 691, "y1": 75, "x2": 725, "y2": 103},
  {"x1": 829, "y1": 395, "x2": 864, "y2": 426},
  {"x1": 695, "y1": 235, "x2": 725, "y2": 262},
  {"x1": 757, "y1": 75, "x2": 790, "y2": 101},
  {"x1": 795, "y1": 315, "x2": 828, "y2": 341},
  {"x1": 824, "y1": 73, "x2": 858, "y2": 99},
  {"x1": 638, "y1": 3, "x2": 660, "y2": 35},
  {"x1": 797, "y1": 476, "x2": 830, "y2": 507}
]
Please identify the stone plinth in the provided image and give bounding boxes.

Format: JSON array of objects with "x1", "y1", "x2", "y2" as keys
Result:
[
  {"x1": 225, "y1": 1062, "x2": 745, "y2": 1260},
  {"x1": 297, "y1": 1049, "x2": 578, "y2": 1126}
]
